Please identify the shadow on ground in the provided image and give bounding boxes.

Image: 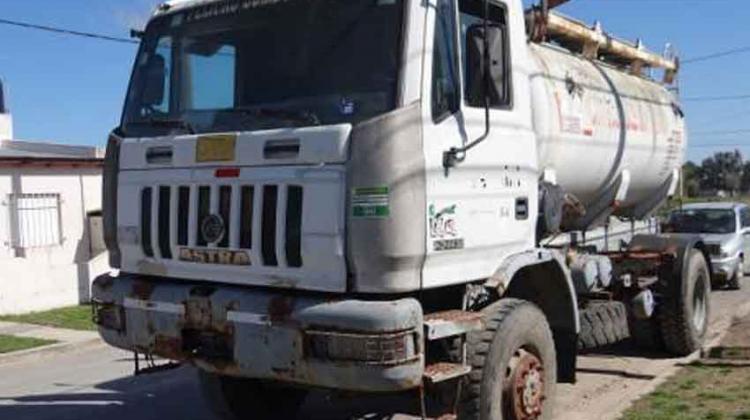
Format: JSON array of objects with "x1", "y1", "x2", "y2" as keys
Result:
[{"x1": 0, "y1": 365, "x2": 433, "y2": 420}]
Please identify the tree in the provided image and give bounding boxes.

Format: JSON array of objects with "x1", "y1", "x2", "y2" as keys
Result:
[
  {"x1": 699, "y1": 150, "x2": 743, "y2": 195},
  {"x1": 741, "y1": 161, "x2": 750, "y2": 194},
  {"x1": 682, "y1": 161, "x2": 701, "y2": 197}
]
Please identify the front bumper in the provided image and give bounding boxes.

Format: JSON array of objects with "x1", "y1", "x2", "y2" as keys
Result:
[
  {"x1": 92, "y1": 273, "x2": 424, "y2": 392},
  {"x1": 710, "y1": 255, "x2": 741, "y2": 281}
]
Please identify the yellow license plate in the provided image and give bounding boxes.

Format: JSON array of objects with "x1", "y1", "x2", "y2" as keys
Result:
[{"x1": 196, "y1": 135, "x2": 236, "y2": 163}]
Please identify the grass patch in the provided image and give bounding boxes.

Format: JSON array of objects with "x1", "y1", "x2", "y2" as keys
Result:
[
  {"x1": 0, "y1": 334, "x2": 56, "y2": 353},
  {"x1": 0, "y1": 305, "x2": 94, "y2": 331},
  {"x1": 621, "y1": 364, "x2": 750, "y2": 420}
]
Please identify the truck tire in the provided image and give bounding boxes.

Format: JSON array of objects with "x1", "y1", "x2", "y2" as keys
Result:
[
  {"x1": 728, "y1": 269, "x2": 742, "y2": 290},
  {"x1": 578, "y1": 301, "x2": 630, "y2": 350},
  {"x1": 629, "y1": 316, "x2": 665, "y2": 351},
  {"x1": 198, "y1": 370, "x2": 307, "y2": 420},
  {"x1": 460, "y1": 299, "x2": 557, "y2": 420},
  {"x1": 659, "y1": 249, "x2": 711, "y2": 356}
]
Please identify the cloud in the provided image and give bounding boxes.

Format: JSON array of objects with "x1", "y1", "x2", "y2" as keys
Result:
[{"x1": 107, "y1": 0, "x2": 163, "y2": 31}]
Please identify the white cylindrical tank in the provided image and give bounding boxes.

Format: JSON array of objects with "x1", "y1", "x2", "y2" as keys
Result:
[{"x1": 529, "y1": 43, "x2": 686, "y2": 226}]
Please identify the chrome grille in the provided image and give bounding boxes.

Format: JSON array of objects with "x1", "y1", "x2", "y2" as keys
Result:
[{"x1": 140, "y1": 184, "x2": 304, "y2": 268}]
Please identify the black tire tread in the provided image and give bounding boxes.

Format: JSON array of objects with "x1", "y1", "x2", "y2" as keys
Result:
[
  {"x1": 659, "y1": 250, "x2": 710, "y2": 356},
  {"x1": 578, "y1": 301, "x2": 630, "y2": 350},
  {"x1": 728, "y1": 270, "x2": 742, "y2": 290}
]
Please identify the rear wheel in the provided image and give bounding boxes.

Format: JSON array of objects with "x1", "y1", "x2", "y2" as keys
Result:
[
  {"x1": 728, "y1": 266, "x2": 742, "y2": 290},
  {"x1": 460, "y1": 299, "x2": 557, "y2": 420},
  {"x1": 659, "y1": 250, "x2": 711, "y2": 356},
  {"x1": 198, "y1": 370, "x2": 307, "y2": 420}
]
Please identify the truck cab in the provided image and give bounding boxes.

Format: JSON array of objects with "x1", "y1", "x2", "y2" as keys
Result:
[{"x1": 94, "y1": 1, "x2": 708, "y2": 419}]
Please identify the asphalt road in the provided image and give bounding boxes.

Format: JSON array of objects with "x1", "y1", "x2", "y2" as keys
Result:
[{"x1": 1, "y1": 281, "x2": 749, "y2": 420}]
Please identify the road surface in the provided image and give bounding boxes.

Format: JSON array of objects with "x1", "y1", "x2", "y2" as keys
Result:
[{"x1": 0, "y1": 283, "x2": 748, "y2": 420}]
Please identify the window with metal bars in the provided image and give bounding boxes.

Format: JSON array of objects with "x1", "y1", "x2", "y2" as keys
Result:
[{"x1": 7, "y1": 193, "x2": 63, "y2": 252}]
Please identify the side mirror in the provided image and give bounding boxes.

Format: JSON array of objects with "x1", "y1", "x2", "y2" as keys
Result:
[
  {"x1": 465, "y1": 23, "x2": 507, "y2": 108},
  {"x1": 141, "y1": 55, "x2": 166, "y2": 107}
]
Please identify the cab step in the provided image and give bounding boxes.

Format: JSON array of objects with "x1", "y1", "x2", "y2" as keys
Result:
[
  {"x1": 424, "y1": 310, "x2": 484, "y2": 340},
  {"x1": 423, "y1": 362, "x2": 472, "y2": 384}
]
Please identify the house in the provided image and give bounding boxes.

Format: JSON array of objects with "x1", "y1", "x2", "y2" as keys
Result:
[{"x1": 0, "y1": 80, "x2": 107, "y2": 315}]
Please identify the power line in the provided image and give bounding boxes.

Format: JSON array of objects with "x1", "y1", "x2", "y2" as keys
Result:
[
  {"x1": 682, "y1": 94, "x2": 750, "y2": 102},
  {"x1": 683, "y1": 45, "x2": 750, "y2": 64},
  {"x1": 0, "y1": 17, "x2": 137, "y2": 45}
]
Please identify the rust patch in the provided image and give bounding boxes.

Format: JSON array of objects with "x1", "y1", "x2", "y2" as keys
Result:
[
  {"x1": 268, "y1": 296, "x2": 296, "y2": 323},
  {"x1": 154, "y1": 335, "x2": 185, "y2": 361},
  {"x1": 424, "y1": 310, "x2": 482, "y2": 323},
  {"x1": 424, "y1": 362, "x2": 460, "y2": 377},
  {"x1": 132, "y1": 280, "x2": 155, "y2": 300},
  {"x1": 185, "y1": 298, "x2": 212, "y2": 329}
]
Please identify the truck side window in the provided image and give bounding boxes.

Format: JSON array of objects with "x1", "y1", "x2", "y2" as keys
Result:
[
  {"x1": 741, "y1": 208, "x2": 750, "y2": 228},
  {"x1": 459, "y1": 0, "x2": 511, "y2": 108},
  {"x1": 431, "y1": 0, "x2": 460, "y2": 122}
]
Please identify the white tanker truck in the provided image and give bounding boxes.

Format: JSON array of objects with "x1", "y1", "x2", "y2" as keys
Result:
[{"x1": 93, "y1": 0, "x2": 706, "y2": 418}]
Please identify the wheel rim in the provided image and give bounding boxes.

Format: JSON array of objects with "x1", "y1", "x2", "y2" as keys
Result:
[
  {"x1": 692, "y1": 272, "x2": 707, "y2": 332},
  {"x1": 504, "y1": 348, "x2": 545, "y2": 420}
]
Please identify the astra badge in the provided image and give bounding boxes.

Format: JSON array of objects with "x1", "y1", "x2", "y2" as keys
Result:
[{"x1": 201, "y1": 214, "x2": 226, "y2": 244}]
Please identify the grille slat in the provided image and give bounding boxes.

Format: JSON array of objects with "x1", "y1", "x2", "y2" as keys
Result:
[
  {"x1": 286, "y1": 186, "x2": 304, "y2": 268},
  {"x1": 140, "y1": 182, "x2": 303, "y2": 269},
  {"x1": 229, "y1": 185, "x2": 241, "y2": 249},
  {"x1": 239, "y1": 186, "x2": 255, "y2": 250},
  {"x1": 158, "y1": 186, "x2": 172, "y2": 259},
  {"x1": 141, "y1": 188, "x2": 153, "y2": 257},
  {"x1": 275, "y1": 185, "x2": 289, "y2": 268},
  {"x1": 177, "y1": 187, "x2": 190, "y2": 246},
  {"x1": 169, "y1": 186, "x2": 179, "y2": 256},
  {"x1": 150, "y1": 186, "x2": 160, "y2": 259},
  {"x1": 262, "y1": 185, "x2": 279, "y2": 267},
  {"x1": 218, "y1": 186, "x2": 232, "y2": 248},
  {"x1": 196, "y1": 186, "x2": 210, "y2": 247}
]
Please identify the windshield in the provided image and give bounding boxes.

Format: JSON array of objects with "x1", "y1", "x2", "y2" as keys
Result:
[
  {"x1": 121, "y1": 0, "x2": 404, "y2": 137},
  {"x1": 665, "y1": 209, "x2": 737, "y2": 234}
]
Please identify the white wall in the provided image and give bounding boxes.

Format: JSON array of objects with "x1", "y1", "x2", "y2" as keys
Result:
[
  {"x1": 0, "y1": 114, "x2": 12, "y2": 140},
  {"x1": 0, "y1": 167, "x2": 107, "y2": 315}
]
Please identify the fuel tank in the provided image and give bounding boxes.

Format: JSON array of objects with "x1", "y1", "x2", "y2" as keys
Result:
[{"x1": 529, "y1": 43, "x2": 686, "y2": 229}]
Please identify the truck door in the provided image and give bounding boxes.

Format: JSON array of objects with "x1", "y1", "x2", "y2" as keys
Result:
[{"x1": 420, "y1": 0, "x2": 538, "y2": 288}]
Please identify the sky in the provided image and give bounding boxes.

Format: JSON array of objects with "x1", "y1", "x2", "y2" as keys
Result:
[{"x1": 0, "y1": 0, "x2": 747, "y2": 163}]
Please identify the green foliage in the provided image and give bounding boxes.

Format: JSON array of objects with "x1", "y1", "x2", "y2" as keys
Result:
[
  {"x1": 621, "y1": 364, "x2": 750, "y2": 420},
  {"x1": 0, "y1": 305, "x2": 95, "y2": 331},
  {"x1": 0, "y1": 334, "x2": 56, "y2": 353}
]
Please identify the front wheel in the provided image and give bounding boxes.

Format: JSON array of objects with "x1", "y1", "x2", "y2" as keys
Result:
[
  {"x1": 198, "y1": 370, "x2": 307, "y2": 420},
  {"x1": 460, "y1": 299, "x2": 557, "y2": 420}
]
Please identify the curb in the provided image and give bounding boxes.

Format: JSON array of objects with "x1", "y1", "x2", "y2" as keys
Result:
[{"x1": 0, "y1": 336, "x2": 103, "y2": 366}]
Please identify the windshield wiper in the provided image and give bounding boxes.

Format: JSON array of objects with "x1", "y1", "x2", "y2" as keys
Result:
[
  {"x1": 128, "y1": 116, "x2": 196, "y2": 135},
  {"x1": 233, "y1": 107, "x2": 321, "y2": 126}
]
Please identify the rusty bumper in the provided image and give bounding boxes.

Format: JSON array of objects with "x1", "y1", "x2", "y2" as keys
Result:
[{"x1": 92, "y1": 273, "x2": 424, "y2": 392}]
